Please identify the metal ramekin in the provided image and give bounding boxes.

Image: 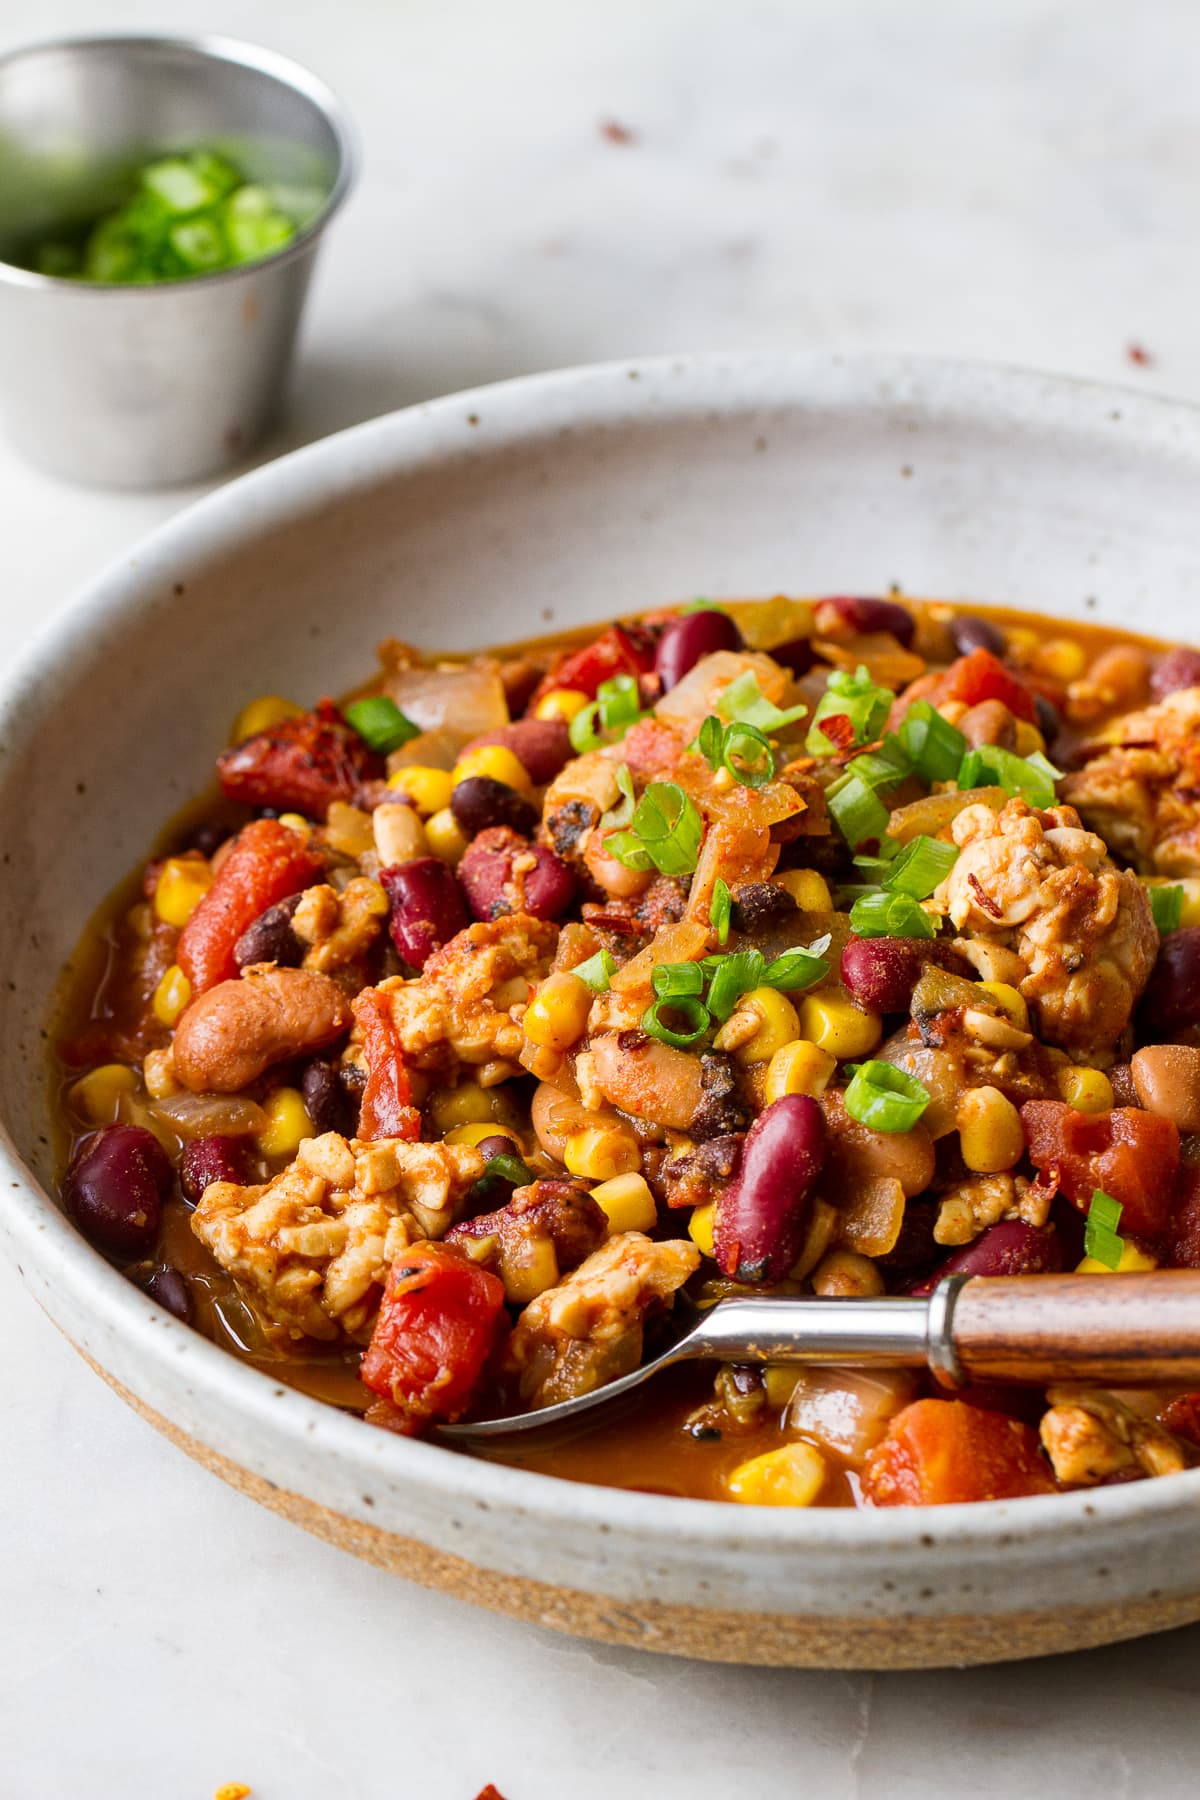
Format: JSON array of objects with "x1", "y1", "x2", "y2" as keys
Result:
[{"x1": 0, "y1": 34, "x2": 356, "y2": 487}]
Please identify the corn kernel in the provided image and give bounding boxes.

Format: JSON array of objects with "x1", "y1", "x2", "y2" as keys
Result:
[
  {"x1": 1057, "y1": 1065, "x2": 1114, "y2": 1114},
  {"x1": 727, "y1": 1441, "x2": 827, "y2": 1508},
  {"x1": 534, "y1": 688, "x2": 590, "y2": 723},
  {"x1": 230, "y1": 694, "x2": 302, "y2": 743},
  {"x1": 1013, "y1": 719, "x2": 1045, "y2": 757},
  {"x1": 451, "y1": 744, "x2": 532, "y2": 793},
  {"x1": 502, "y1": 1236, "x2": 560, "y2": 1304},
  {"x1": 1040, "y1": 637, "x2": 1087, "y2": 682},
  {"x1": 688, "y1": 1199, "x2": 717, "y2": 1257},
  {"x1": 152, "y1": 964, "x2": 192, "y2": 1029},
  {"x1": 443, "y1": 1121, "x2": 522, "y2": 1150},
  {"x1": 797, "y1": 993, "x2": 882, "y2": 1060},
  {"x1": 1076, "y1": 1241, "x2": 1159, "y2": 1275},
  {"x1": 153, "y1": 856, "x2": 213, "y2": 927},
  {"x1": 523, "y1": 972, "x2": 593, "y2": 1052},
  {"x1": 277, "y1": 812, "x2": 311, "y2": 837},
  {"x1": 956, "y1": 1084, "x2": 1025, "y2": 1173},
  {"x1": 764, "y1": 1037, "x2": 838, "y2": 1104},
  {"x1": 563, "y1": 1126, "x2": 640, "y2": 1181},
  {"x1": 69, "y1": 1062, "x2": 138, "y2": 1125},
  {"x1": 772, "y1": 869, "x2": 833, "y2": 911},
  {"x1": 425, "y1": 807, "x2": 469, "y2": 865},
  {"x1": 976, "y1": 980, "x2": 1029, "y2": 1031},
  {"x1": 763, "y1": 1365, "x2": 801, "y2": 1409},
  {"x1": 428, "y1": 1082, "x2": 515, "y2": 1133},
  {"x1": 256, "y1": 1087, "x2": 315, "y2": 1159},
  {"x1": 386, "y1": 765, "x2": 454, "y2": 816},
  {"x1": 589, "y1": 1172, "x2": 658, "y2": 1235},
  {"x1": 719, "y1": 987, "x2": 800, "y2": 1065}
]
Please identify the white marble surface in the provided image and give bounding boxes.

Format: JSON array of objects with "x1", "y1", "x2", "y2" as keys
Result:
[{"x1": 5, "y1": 2, "x2": 1200, "y2": 1794}]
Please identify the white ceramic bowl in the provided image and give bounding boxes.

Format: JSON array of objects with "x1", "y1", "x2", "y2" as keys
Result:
[{"x1": 5, "y1": 353, "x2": 1200, "y2": 1669}]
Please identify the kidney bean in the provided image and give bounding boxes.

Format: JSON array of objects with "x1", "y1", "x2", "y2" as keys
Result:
[
  {"x1": 908, "y1": 1220, "x2": 1062, "y2": 1296},
  {"x1": 770, "y1": 635, "x2": 816, "y2": 677},
  {"x1": 1151, "y1": 646, "x2": 1200, "y2": 700},
  {"x1": 821, "y1": 596, "x2": 916, "y2": 647},
  {"x1": 146, "y1": 1268, "x2": 192, "y2": 1322},
  {"x1": 1140, "y1": 927, "x2": 1200, "y2": 1036},
  {"x1": 462, "y1": 718, "x2": 573, "y2": 784},
  {"x1": 63, "y1": 1124, "x2": 172, "y2": 1257},
  {"x1": 380, "y1": 857, "x2": 469, "y2": 969},
  {"x1": 301, "y1": 1058, "x2": 353, "y2": 1136},
  {"x1": 233, "y1": 892, "x2": 304, "y2": 969},
  {"x1": 450, "y1": 775, "x2": 538, "y2": 839},
  {"x1": 180, "y1": 1135, "x2": 247, "y2": 1206},
  {"x1": 713, "y1": 1094, "x2": 826, "y2": 1283},
  {"x1": 459, "y1": 827, "x2": 576, "y2": 922},
  {"x1": 949, "y1": 613, "x2": 1006, "y2": 658},
  {"x1": 655, "y1": 609, "x2": 743, "y2": 691},
  {"x1": 841, "y1": 937, "x2": 923, "y2": 1014}
]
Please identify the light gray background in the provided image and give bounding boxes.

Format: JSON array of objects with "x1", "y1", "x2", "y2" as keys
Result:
[{"x1": 3, "y1": 3, "x2": 1199, "y2": 1795}]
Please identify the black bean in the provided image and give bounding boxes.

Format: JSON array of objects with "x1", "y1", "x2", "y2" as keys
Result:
[
  {"x1": 234, "y1": 893, "x2": 304, "y2": 969},
  {"x1": 950, "y1": 613, "x2": 1006, "y2": 658},
  {"x1": 147, "y1": 1268, "x2": 192, "y2": 1322},
  {"x1": 450, "y1": 775, "x2": 538, "y2": 839},
  {"x1": 301, "y1": 1058, "x2": 353, "y2": 1135}
]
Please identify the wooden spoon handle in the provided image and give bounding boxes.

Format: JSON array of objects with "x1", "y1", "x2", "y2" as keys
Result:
[{"x1": 952, "y1": 1271, "x2": 1200, "y2": 1386}]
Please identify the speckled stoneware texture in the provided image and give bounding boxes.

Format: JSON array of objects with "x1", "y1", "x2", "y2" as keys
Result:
[{"x1": 5, "y1": 354, "x2": 1200, "y2": 1670}]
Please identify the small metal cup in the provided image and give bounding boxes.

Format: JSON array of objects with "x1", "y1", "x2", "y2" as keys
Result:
[{"x1": 0, "y1": 34, "x2": 355, "y2": 487}]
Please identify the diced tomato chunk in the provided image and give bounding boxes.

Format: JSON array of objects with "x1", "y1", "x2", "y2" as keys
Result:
[
  {"x1": 353, "y1": 989, "x2": 420, "y2": 1142},
  {"x1": 861, "y1": 1398, "x2": 1056, "y2": 1506},
  {"x1": 360, "y1": 1241, "x2": 507, "y2": 1432},
  {"x1": 530, "y1": 624, "x2": 656, "y2": 706},
  {"x1": 1160, "y1": 1393, "x2": 1200, "y2": 1449},
  {"x1": 176, "y1": 818, "x2": 322, "y2": 994},
  {"x1": 617, "y1": 717, "x2": 687, "y2": 775},
  {"x1": 216, "y1": 698, "x2": 383, "y2": 818},
  {"x1": 937, "y1": 648, "x2": 1037, "y2": 724},
  {"x1": 1020, "y1": 1101, "x2": 1180, "y2": 1237}
]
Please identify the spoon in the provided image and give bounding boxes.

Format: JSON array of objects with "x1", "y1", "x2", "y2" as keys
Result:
[{"x1": 439, "y1": 1269, "x2": 1200, "y2": 1443}]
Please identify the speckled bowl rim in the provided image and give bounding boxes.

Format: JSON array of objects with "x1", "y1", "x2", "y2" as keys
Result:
[{"x1": 6, "y1": 349, "x2": 1200, "y2": 1565}]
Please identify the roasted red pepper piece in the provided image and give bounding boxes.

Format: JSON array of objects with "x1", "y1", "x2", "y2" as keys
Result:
[
  {"x1": 353, "y1": 988, "x2": 420, "y2": 1142},
  {"x1": 176, "y1": 818, "x2": 322, "y2": 994},
  {"x1": 530, "y1": 623, "x2": 656, "y2": 707},
  {"x1": 1020, "y1": 1101, "x2": 1180, "y2": 1237},
  {"x1": 216, "y1": 698, "x2": 384, "y2": 818},
  {"x1": 935, "y1": 648, "x2": 1037, "y2": 724},
  {"x1": 360, "y1": 1241, "x2": 507, "y2": 1432},
  {"x1": 861, "y1": 1399, "x2": 1056, "y2": 1506}
]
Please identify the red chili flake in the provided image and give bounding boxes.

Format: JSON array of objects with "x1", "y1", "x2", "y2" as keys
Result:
[
  {"x1": 968, "y1": 872, "x2": 1004, "y2": 920},
  {"x1": 474, "y1": 1788, "x2": 510, "y2": 1800},
  {"x1": 1126, "y1": 342, "x2": 1154, "y2": 367},
  {"x1": 814, "y1": 711, "x2": 856, "y2": 752},
  {"x1": 599, "y1": 118, "x2": 637, "y2": 145}
]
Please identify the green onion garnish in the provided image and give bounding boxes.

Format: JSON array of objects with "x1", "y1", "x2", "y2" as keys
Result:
[
  {"x1": 762, "y1": 942, "x2": 832, "y2": 989},
  {"x1": 641, "y1": 995, "x2": 710, "y2": 1048},
  {"x1": 827, "y1": 771, "x2": 891, "y2": 850},
  {"x1": 843, "y1": 1060, "x2": 931, "y2": 1133},
  {"x1": 881, "y1": 835, "x2": 959, "y2": 899},
  {"x1": 569, "y1": 673, "x2": 645, "y2": 754},
  {"x1": 705, "y1": 949, "x2": 767, "y2": 1022},
  {"x1": 849, "y1": 892, "x2": 937, "y2": 940},
  {"x1": 806, "y1": 665, "x2": 895, "y2": 756},
  {"x1": 1150, "y1": 885, "x2": 1185, "y2": 935},
  {"x1": 717, "y1": 671, "x2": 808, "y2": 734},
  {"x1": 343, "y1": 696, "x2": 421, "y2": 755},
  {"x1": 710, "y1": 877, "x2": 732, "y2": 945},
  {"x1": 692, "y1": 714, "x2": 776, "y2": 788},
  {"x1": 652, "y1": 961, "x2": 706, "y2": 1000},
  {"x1": 1084, "y1": 1189, "x2": 1125, "y2": 1269},
  {"x1": 607, "y1": 782, "x2": 704, "y2": 876},
  {"x1": 573, "y1": 949, "x2": 618, "y2": 992},
  {"x1": 898, "y1": 701, "x2": 969, "y2": 784},
  {"x1": 679, "y1": 598, "x2": 728, "y2": 614},
  {"x1": 957, "y1": 745, "x2": 1062, "y2": 808},
  {"x1": 845, "y1": 740, "x2": 912, "y2": 793}
]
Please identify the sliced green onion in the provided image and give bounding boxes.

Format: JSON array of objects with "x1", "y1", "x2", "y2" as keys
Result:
[
  {"x1": 827, "y1": 771, "x2": 890, "y2": 850},
  {"x1": 694, "y1": 713, "x2": 725, "y2": 770},
  {"x1": 761, "y1": 944, "x2": 831, "y2": 990},
  {"x1": 722, "y1": 721, "x2": 776, "y2": 788},
  {"x1": 343, "y1": 696, "x2": 421, "y2": 754},
  {"x1": 607, "y1": 782, "x2": 704, "y2": 876},
  {"x1": 710, "y1": 877, "x2": 732, "y2": 945},
  {"x1": 717, "y1": 671, "x2": 808, "y2": 734},
  {"x1": 849, "y1": 892, "x2": 937, "y2": 940},
  {"x1": 1150, "y1": 884, "x2": 1185, "y2": 935},
  {"x1": 641, "y1": 995, "x2": 710, "y2": 1048},
  {"x1": 957, "y1": 744, "x2": 1062, "y2": 808},
  {"x1": 853, "y1": 855, "x2": 897, "y2": 886},
  {"x1": 806, "y1": 665, "x2": 895, "y2": 755},
  {"x1": 599, "y1": 762, "x2": 637, "y2": 830},
  {"x1": 843, "y1": 1061, "x2": 931, "y2": 1133},
  {"x1": 706, "y1": 949, "x2": 766, "y2": 1022},
  {"x1": 882, "y1": 835, "x2": 959, "y2": 899},
  {"x1": 898, "y1": 700, "x2": 969, "y2": 784},
  {"x1": 679, "y1": 598, "x2": 728, "y2": 614},
  {"x1": 846, "y1": 742, "x2": 912, "y2": 793},
  {"x1": 569, "y1": 673, "x2": 644, "y2": 754},
  {"x1": 1084, "y1": 1188, "x2": 1124, "y2": 1269},
  {"x1": 652, "y1": 961, "x2": 706, "y2": 1000},
  {"x1": 573, "y1": 949, "x2": 618, "y2": 992}
]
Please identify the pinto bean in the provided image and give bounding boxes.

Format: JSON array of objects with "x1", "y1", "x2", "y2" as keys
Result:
[
  {"x1": 589, "y1": 1030, "x2": 705, "y2": 1130},
  {"x1": 583, "y1": 827, "x2": 653, "y2": 899},
  {"x1": 462, "y1": 718, "x2": 573, "y2": 785},
  {"x1": 1131, "y1": 1044, "x2": 1200, "y2": 1132},
  {"x1": 958, "y1": 699, "x2": 1017, "y2": 750},
  {"x1": 173, "y1": 966, "x2": 352, "y2": 1093},
  {"x1": 823, "y1": 1088, "x2": 935, "y2": 1197},
  {"x1": 529, "y1": 1080, "x2": 640, "y2": 1166}
]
